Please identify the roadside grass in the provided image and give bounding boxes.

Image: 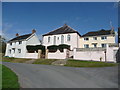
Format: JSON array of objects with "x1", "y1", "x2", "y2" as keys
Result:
[
  {"x1": 65, "y1": 60, "x2": 118, "y2": 67},
  {"x1": 2, "y1": 64, "x2": 20, "y2": 88},
  {"x1": 2, "y1": 57, "x2": 31, "y2": 63},
  {"x1": 33, "y1": 59, "x2": 58, "y2": 65},
  {"x1": 0, "y1": 64, "x2": 2, "y2": 89}
]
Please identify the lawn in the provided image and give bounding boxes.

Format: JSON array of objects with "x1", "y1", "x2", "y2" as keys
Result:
[
  {"x1": 33, "y1": 59, "x2": 58, "y2": 65},
  {"x1": 2, "y1": 57, "x2": 31, "y2": 63},
  {"x1": 65, "y1": 60, "x2": 118, "y2": 67},
  {"x1": 2, "y1": 64, "x2": 20, "y2": 89}
]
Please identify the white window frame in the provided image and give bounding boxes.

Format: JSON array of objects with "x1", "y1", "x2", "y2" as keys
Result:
[
  {"x1": 101, "y1": 44, "x2": 106, "y2": 48},
  {"x1": 67, "y1": 34, "x2": 71, "y2": 41},
  {"x1": 48, "y1": 37, "x2": 50, "y2": 43},
  {"x1": 18, "y1": 49, "x2": 21, "y2": 53},
  {"x1": 84, "y1": 44, "x2": 89, "y2": 48},
  {"x1": 101, "y1": 36, "x2": 107, "y2": 40},
  {"x1": 84, "y1": 37, "x2": 89, "y2": 41},
  {"x1": 93, "y1": 37, "x2": 97, "y2": 40}
]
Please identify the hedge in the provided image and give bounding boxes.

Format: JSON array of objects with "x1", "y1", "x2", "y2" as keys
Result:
[
  {"x1": 26, "y1": 45, "x2": 45, "y2": 53},
  {"x1": 47, "y1": 44, "x2": 70, "y2": 52}
]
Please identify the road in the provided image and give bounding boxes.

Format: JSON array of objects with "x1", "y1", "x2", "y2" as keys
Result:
[{"x1": 2, "y1": 62, "x2": 118, "y2": 88}]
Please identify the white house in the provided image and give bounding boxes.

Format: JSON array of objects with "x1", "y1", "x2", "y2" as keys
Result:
[
  {"x1": 42, "y1": 24, "x2": 81, "y2": 50},
  {"x1": 5, "y1": 30, "x2": 41, "y2": 58}
]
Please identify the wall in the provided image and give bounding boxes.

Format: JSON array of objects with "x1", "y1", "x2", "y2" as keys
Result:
[
  {"x1": 73, "y1": 46, "x2": 119, "y2": 62},
  {"x1": 42, "y1": 33, "x2": 80, "y2": 50},
  {"x1": 26, "y1": 33, "x2": 41, "y2": 45},
  {"x1": 73, "y1": 49, "x2": 105, "y2": 62},
  {"x1": 5, "y1": 41, "x2": 27, "y2": 58},
  {"x1": 25, "y1": 53, "x2": 38, "y2": 59},
  {"x1": 79, "y1": 35, "x2": 115, "y2": 48},
  {"x1": 48, "y1": 49, "x2": 67, "y2": 59}
]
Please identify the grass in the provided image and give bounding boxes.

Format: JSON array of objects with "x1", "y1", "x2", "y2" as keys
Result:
[
  {"x1": 65, "y1": 60, "x2": 118, "y2": 67},
  {"x1": 2, "y1": 64, "x2": 20, "y2": 89},
  {"x1": 33, "y1": 59, "x2": 58, "y2": 65},
  {"x1": 2, "y1": 57, "x2": 31, "y2": 63}
]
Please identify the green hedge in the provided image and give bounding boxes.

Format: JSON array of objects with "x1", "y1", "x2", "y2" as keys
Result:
[
  {"x1": 26, "y1": 45, "x2": 45, "y2": 53},
  {"x1": 47, "y1": 44, "x2": 70, "y2": 52}
]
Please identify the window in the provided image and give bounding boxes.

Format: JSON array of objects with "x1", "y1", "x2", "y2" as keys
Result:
[
  {"x1": 84, "y1": 44, "x2": 89, "y2": 48},
  {"x1": 12, "y1": 48, "x2": 15, "y2": 53},
  {"x1": 48, "y1": 37, "x2": 50, "y2": 43},
  {"x1": 67, "y1": 35, "x2": 71, "y2": 41},
  {"x1": 93, "y1": 37, "x2": 97, "y2": 40},
  {"x1": 84, "y1": 37, "x2": 89, "y2": 41},
  {"x1": 61, "y1": 35, "x2": 64, "y2": 44},
  {"x1": 101, "y1": 44, "x2": 106, "y2": 48},
  {"x1": 54, "y1": 36, "x2": 56, "y2": 45},
  {"x1": 10, "y1": 42, "x2": 12, "y2": 45},
  {"x1": 18, "y1": 49, "x2": 21, "y2": 53},
  {"x1": 9, "y1": 49, "x2": 11, "y2": 54},
  {"x1": 101, "y1": 36, "x2": 107, "y2": 40},
  {"x1": 92, "y1": 43, "x2": 97, "y2": 48},
  {"x1": 19, "y1": 41, "x2": 22, "y2": 44},
  {"x1": 58, "y1": 37, "x2": 59, "y2": 40}
]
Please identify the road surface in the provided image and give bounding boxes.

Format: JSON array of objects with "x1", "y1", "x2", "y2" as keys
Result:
[{"x1": 2, "y1": 62, "x2": 118, "y2": 88}]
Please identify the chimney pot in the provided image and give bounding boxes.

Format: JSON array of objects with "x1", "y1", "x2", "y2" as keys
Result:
[
  {"x1": 16, "y1": 33, "x2": 19, "y2": 37},
  {"x1": 32, "y1": 29, "x2": 36, "y2": 34}
]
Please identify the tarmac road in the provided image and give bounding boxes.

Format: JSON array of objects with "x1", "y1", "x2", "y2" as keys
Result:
[{"x1": 2, "y1": 62, "x2": 118, "y2": 88}]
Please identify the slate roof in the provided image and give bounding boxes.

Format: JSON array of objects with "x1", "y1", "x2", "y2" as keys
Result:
[
  {"x1": 43, "y1": 24, "x2": 81, "y2": 36},
  {"x1": 8, "y1": 33, "x2": 32, "y2": 42},
  {"x1": 82, "y1": 29, "x2": 115, "y2": 37}
]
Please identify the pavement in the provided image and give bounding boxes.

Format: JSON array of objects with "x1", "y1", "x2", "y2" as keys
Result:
[{"x1": 2, "y1": 62, "x2": 118, "y2": 88}]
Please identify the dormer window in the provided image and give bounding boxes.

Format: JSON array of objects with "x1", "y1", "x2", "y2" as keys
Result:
[
  {"x1": 101, "y1": 36, "x2": 107, "y2": 40},
  {"x1": 19, "y1": 41, "x2": 22, "y2": 44},
  {"x1": 67, "y1": 35, "x2": 71, "y2": 41},
  {"x1": 84, "y1": 37, "x2": 89, "y2": 41}
]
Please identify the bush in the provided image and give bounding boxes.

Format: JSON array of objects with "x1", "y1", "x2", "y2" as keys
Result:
[
  {"x1": 47, "y1": 45, "x2": 58, "y2": 52},
  {"x1": 26, "y1": 45, "x2": 45, "y2": 54}
]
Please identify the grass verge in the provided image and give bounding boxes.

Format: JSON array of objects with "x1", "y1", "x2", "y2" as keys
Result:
[
  {"x1": 33, "y1": 59, "x2": 58, "y2": 65},
  {"x1": 65, "y1": 60, "x2": 118, "y2": 67},
  {"x1": 2, "y1": 64, "x2": 20, "y2": 88},
  {"x1": 2, "y1": 57, "x2": 31, "y2": 63}
]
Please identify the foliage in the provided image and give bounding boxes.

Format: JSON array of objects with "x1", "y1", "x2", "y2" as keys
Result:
[
  {"x1": 65, "y1": 60, "x2": 118, "y2": 67},
  {"x1": 26, "y1": 45, "x2": 45, "y2": 53},
  {"x1": 47, "y1": 45, "x2": 58, "y2": 52},
  {"x1": 47, "y1": 44, "x2": 70, "y2": 52},
  {"x1": 2, "y1": 64, "x2": 20, "y2": 88},
  {"x1": 0, "y1": 35, "x2": 6, "y2": 53}
]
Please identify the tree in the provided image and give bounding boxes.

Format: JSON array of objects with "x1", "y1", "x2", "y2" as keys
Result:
[{"x1": 0, "y1": 35, "x2": 6, "y2": 53}]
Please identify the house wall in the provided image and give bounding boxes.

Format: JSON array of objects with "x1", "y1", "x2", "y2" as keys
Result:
[
  {"x1": 48, "y1": 49, "x2": 67, "y2": 59},
  {"x1": 5, "y1": 33, "x2": 41, "y2": 59},
  {"x1": 5, "y1": 41, "x2": 27, "y2": 58},
  {"x1": 26, "y1": 34, "x2": 41, "y2": 45},
  {"x1": 25, "y1": 53, "x2": 38, "y2": 59},
  {"x1": 42, "y1": 33, "x2": 80, "y2": 50},
  {"x1": 73, "y1": 45, "x2": 119, "y2": 62},
  {"x1": 79, "y1": 35, "x2": 115, "y2": 48}
]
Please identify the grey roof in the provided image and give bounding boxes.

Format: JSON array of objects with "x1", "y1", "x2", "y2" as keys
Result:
[
  {"x1": 43, "y1": 24, "x2": 81, "y2": 36},
  {"x1": 8, "y1": 33, "x2": 32, "y2": 42},
  {"x1": 82, "y1": 29, "x2": 115, "y2": 37}
]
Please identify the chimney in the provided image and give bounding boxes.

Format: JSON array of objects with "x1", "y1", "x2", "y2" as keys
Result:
[
  {"x1": 32, "y1": 29, "x2": 36, "y2": 34},
  {"x1": 16, "y1": 33, "x2": 19, "y2": 37}
]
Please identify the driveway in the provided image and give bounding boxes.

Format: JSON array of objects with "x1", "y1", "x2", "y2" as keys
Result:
[{"x1": 2, "y1": 62, "x2": 118, "y2": 88}]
